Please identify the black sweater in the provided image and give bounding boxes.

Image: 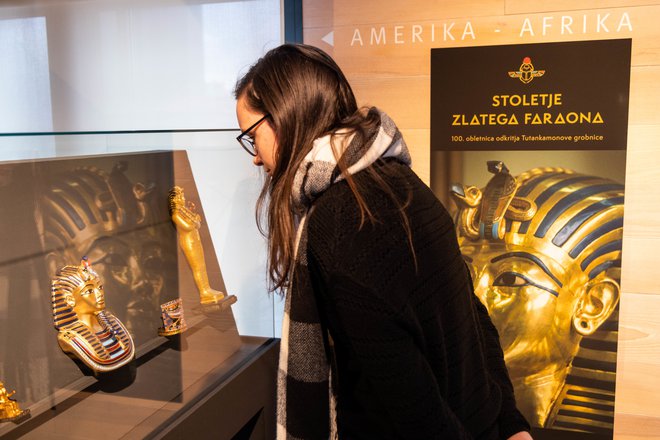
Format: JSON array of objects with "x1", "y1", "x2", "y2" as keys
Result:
[{"x1": 305, "y1": 160, "x2": 530, "y2": 439}]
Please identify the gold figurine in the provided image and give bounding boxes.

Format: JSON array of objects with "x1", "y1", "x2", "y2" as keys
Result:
[
  {"x1": 452, "y1": 161, "x2": 623, "y2": 430},
  {"x1": 0, "y1": 381, "x2": 29, "y2": 423},
  {"x1": 158, "y1": 298, "x2": 188, "y2": 336},
  {"x1": 168, "y1": 186, "x2": 236, "y2": 308},
  {"x1": 52, "y1": 257, "x2": 135, "y2": 373}
]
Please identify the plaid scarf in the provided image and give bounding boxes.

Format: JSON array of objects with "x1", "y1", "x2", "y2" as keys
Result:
[{"x1": 277, "y1": 108, "x2": 411, "y2": 439}]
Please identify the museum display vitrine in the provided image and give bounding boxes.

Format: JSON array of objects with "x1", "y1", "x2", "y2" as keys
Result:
[{"x1": 0, "y1": 142, "x2": 277, "y2": 439}]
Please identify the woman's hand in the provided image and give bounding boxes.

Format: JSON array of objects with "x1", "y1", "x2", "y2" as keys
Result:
[{"x1": 508, "y1": 431, "x2": 533, "y2": 440}]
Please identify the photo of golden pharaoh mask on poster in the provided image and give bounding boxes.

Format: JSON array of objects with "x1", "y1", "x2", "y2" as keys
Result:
[{"x1": 451, "y1": 161, "x2": 623, "y2": 436}]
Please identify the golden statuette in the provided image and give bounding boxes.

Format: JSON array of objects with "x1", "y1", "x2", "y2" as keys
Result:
[
  {"x1": 452, "y1": 161, "x2": 623, "y2": 430},
  {"x1": 158, "y1": 298, "x2": 188, "y2": 336},
  {"x1": 52, "y1": 257, "x2": 135, "y2": 373},
  {"x1": 0, "y1": 381, "x2": 29, "y2": 423},
  {"x1": 168, "y1": 186, "x2": 237, "y2": 309}
]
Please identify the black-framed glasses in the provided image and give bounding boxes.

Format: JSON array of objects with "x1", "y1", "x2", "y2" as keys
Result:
[{"x1": 236, "y1": 114, "x2": 270, "y2": 156}]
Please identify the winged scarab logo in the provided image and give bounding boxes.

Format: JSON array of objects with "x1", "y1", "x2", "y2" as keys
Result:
[{"x1": 509, "y1": 57, "x2": 545, "y2": 84}]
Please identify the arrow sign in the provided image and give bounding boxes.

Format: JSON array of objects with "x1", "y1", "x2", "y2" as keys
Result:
[{"x1": 321, "y1": 31, "x2": 334, "y2": 47}]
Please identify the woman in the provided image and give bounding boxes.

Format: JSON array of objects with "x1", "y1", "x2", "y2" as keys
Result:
[{"x1": 235, "y1": 44, "x2": 532, "y2": 440}]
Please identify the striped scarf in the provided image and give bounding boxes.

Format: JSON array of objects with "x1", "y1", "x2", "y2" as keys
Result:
[{"x1": 277, "y1": 108, "x2": 411, "y2": 439}]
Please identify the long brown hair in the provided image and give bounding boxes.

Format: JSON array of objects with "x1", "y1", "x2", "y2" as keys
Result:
[{"x1": 235, "y1": 44, "x2": 412, "y2": 292}]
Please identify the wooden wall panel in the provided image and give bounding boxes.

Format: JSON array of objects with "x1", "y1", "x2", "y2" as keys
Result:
[
  {"x1": 614, "y1": 415, "x2": 660, "y2": 440},
  {"x1": 615, "y1": 292, "x2": 660, "y2": 437},
  {"x1": 304, "y1": 1, "x2": 660, "y2": 437},
  {"x1": 629, "y1": 67, "x2": 660, "y2": 124},
  {"x1": 349, "y1": 75, "x2": 429, "y2": 129},
  {"x1": 400, "y1": 128, "x2": 430, "y2": 183},
  {"x1": 304, "y1": 0, "x2": 504, "y2": 27},
  {"x1": 506, "y1": 0, "x2": 659, "y2": 15},
  {"x1": 621, "y1": 238, "x2": 660, "y2": 294},
  {"x1": 302, "y1": 0, "x2": 333, "y2": 29},
  {"x1": 305, "y1": 6, "x2": 660, "y2": 71},
  {"x1": 622, "y1": 125, "x2": 660, "y2": 239}
]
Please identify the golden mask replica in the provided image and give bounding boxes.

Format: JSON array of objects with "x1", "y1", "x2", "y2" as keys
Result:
[
  {"x1": 169, "y1": 186, "x2": 236, "y2": 308},
  {"x1": 52, "y1": 257, "x2": 135, "y2": 373},
  {"x1": 452, "y1": 161, "x2": 623, "y2": 431},
  {"x1": 0, "y1": 381, "x2": 29, "y2": 423}
]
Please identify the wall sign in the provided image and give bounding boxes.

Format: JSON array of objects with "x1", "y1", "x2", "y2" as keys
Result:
[
  {"x1": 430, "y1": 39, "x2": 630, "y2": 439},
  {"x1": 431, "y1": 39, "x2": 631, "y2": 151}
]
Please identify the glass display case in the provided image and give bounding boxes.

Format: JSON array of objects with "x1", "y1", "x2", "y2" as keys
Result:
[{"x1": 0, "y1": 131, "x2": 279, "y2": 439}]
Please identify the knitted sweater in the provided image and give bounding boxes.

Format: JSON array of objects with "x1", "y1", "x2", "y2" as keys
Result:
[{"x1": 304, "y1": 159, "x2": 530, "y2": 439}]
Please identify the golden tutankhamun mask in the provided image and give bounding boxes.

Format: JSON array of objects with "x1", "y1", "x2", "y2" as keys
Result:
[
  {"x1": 451, "y1": 161, "x2": 623, "y2": 429},
  {"x1": 168, "y1": 186, "x2": 236, "y2": 309},
  {"x1": 52, "y1": 257, "x2": 135, "y2": 373}
]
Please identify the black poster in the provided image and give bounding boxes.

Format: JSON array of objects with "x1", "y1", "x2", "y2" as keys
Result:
[
  {"x1": 431, "y1": 39, "x2": 631, "y2": 151},
  {"x1": 430, "y1": 40, "x2": 630, "y2": 439}
]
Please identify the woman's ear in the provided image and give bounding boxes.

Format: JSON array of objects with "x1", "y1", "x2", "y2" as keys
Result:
[{"x1": 572, "y1": 277, "x2": 620, "y2": 336}]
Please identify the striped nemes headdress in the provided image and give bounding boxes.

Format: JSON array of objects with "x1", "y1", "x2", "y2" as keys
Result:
[
  {"x1": 52, "y1": 257, "x2": 134, "y2": 372},
  {"x1": 451, "y1": 161, "x2": 624, "y2": 282}
]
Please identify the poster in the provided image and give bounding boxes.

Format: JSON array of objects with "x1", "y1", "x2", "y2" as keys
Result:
[
  {"x1": 431, "y1": 39, "x2": 631, "y2": 439},
  {"x1": 431, "y1": 39, "x2": 631, "y2": 151}
]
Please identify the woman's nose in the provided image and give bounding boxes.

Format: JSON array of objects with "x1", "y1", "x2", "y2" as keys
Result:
[{"x1": 253, "y1": 154, "x2": 263, "y2": 166}]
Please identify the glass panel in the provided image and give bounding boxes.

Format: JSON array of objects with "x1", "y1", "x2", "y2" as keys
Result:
[
  {"x1": 0, "y1": 0, "x2": 283, "y2": 337},
  {"x1": 0, "y1": 144, "x2": 279, "y2": 438},
  {"x1": 0, "y1": 1, "x2": 282, "y2": 437},
  {"x1": 0, "y1": 0, "x2": 281, "y2": 133},
  {"x1": 0, "y1": 130, "x2": 280, "y2": 338}
]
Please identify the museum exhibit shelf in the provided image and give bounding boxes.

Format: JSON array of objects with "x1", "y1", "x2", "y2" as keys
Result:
[{"x1": 2, "y1": 332, "x2": 278, "y2": 440}]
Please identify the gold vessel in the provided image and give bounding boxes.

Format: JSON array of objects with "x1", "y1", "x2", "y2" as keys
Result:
[{"x1": 157, "y1": 298, "x2": 188, "y2": 336}]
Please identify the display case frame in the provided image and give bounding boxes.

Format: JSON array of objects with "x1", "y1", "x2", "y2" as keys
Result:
[{"x1": 0, "y1": 146, "x2": 278, "y2": 439}]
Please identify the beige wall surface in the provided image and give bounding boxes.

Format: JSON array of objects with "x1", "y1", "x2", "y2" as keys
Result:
[{"x1": 304, "y1": 1, "x2": 660, "y2": 438}]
